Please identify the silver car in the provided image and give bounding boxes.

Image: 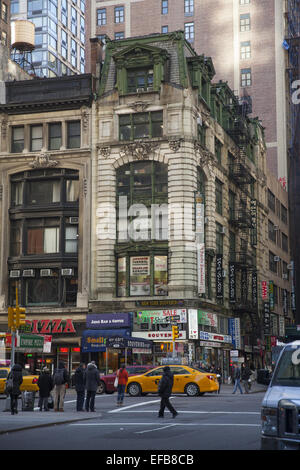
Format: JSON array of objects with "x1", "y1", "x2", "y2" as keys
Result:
[{"x1": 261, "y1": 341, "x2": 300, "y2": 450}]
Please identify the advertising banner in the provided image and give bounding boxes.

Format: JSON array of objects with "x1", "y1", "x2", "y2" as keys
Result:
[
  {"x1": 261, "y1": 281, "x2": 268, "y2": 300},
  {"x1": 229, "y1": 263, "x2": 236, "y2": 303},
  {"x1": 136, "y1": 309, "x2": 187, "y2": 324},
  {"x1": 228, "y1": 318, "x2": 241, "y2": 349},
  {"x1": 216, "y1": 254, "x2": 223, "y2": 299},
  {"x1": 188, "y1": 309, "x2": 198, "y2": 339},
  {"x1": 198, "y1": 310, "x2": 217, "y2": 327}
]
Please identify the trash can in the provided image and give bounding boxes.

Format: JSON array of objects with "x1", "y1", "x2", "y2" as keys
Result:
[{"x1": 21, "y1": 391, "x2": 36, "y2": 411}]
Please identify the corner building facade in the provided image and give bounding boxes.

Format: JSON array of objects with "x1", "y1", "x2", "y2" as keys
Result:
[{"x1": 90, "y1": 31, "x2": 285, "y2": 377}]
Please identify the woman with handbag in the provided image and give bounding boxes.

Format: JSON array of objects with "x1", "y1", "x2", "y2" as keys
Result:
[
  {"x1": 116, "y1": 365, "x2": 128, "y2": 406},
  {"x1": 6, "y1": 363, "x2": 23, "y2": 415}
]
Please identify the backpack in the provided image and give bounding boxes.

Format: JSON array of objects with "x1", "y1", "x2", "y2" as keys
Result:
[{"x1": 53, "y1": 369, "x2": 65, "y2": 385}]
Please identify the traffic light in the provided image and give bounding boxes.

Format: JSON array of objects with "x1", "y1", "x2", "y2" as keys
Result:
[
  {"x1": 172, "y1": 325, "x2": 179, "y2": 341},
  {"x1": 8, "y1": 307, "x2": 16, "y2": 330},
  {"x1": 15, "y1": 306, "x2": 26, "y2": 329}
]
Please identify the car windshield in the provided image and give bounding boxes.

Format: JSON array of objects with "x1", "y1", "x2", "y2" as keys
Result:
[{"x1": 272, "y1": 345, "x2": 300, "y2": 387}]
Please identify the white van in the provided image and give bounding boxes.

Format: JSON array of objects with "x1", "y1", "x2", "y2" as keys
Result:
[{"x1": 261, "y1": 341, "x2": 300, "y2": 450}]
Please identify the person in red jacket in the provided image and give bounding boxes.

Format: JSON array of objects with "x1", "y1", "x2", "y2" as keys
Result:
[{"x1": 116, "y1": 365, "x2": 128, "y2": 406}]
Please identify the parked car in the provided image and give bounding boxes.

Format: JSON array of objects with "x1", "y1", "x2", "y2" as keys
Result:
[
  {"x1": 261, "y1": 341, "x2": 300, "y2": 450},
  {"x1": 97, "y1": 365, "x2": 154, "y2": 394},
  {"x1": 126, "y1": 365, "x2": 219, "y2": 397},
  {"x1": 0, "y1": 367, "x2": 39, "y2": 394}
]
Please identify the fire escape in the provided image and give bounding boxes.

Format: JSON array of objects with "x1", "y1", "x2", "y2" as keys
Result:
[{"x1": 225, "y1": 99, "x2": 259, "y2": 342}]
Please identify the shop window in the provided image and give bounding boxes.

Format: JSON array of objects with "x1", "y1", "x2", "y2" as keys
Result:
[
  {"x1": 27, "y1": 180, "x2": 60, "y2": 204},
  {"x1": 127, "y1": 67, "x2": 154, "y2": 93},
  {"x1": 26, "y1": 220, "x2": 60, "y2": 254},
  {"x1": 48, "y1": 122, "x2": 62, "y2": 150},
  {"x1": 117, "y1": 254, "x2": 168, "y2": 297},
  {"x1": 119, "y1": 111, "x2": 163, "y2": 141},
  {"x1": 26, "y1": 277, "x2": 59, "y2": 305},
  {"x1": 67, "y1": 121, "x2": 81, "y2": 148},
  {"x1": 11, "y1": 126, "x2": 24, "y2": 153}
]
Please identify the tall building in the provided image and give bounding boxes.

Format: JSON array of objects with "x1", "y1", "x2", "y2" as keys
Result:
[
  {"x1": 89, "y1": 0, "x2": 288, "y2": 182},
  {"x1": 0, "y1": 0, "x2": 10, "y2": 47},
  {"x1": 10, "y1": 0, "x2": 86, "y2": 77}
]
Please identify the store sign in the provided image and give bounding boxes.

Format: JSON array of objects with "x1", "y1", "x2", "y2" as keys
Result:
[
  {"x1": 137, "y1": 309, "x2": 187, "y2": 324},
  {"x1": 199, "y1": 331, "x2": 232, "y2": 344},
  {"x1": 132, "y1": 331, "x2": 186, "y2": 340},
  {"x1": 216, "y1": 255, "x2": 223, "y2": 299},
  {"x1": 252, "y1": 271, "x2": 258, "y2": 308},
  {"x1": 27, "y1": 319, "x2": 76, "y2": 334},
  {"x1": 250, "y1": 199, "x2": 257, "y2": 246},
  {"x1": 86, "y1": 313, "x2": 131, "y2": 329},
  {"x1": 188, "y1": 309, "x2": 198, "y2": 339},
  {"x1": 229, "y1": 263, "x2": 236, "y2": 303},
  {"x1": 81, "y1": 328, "x2": 130, "y2": 352},
  {"x1": 269, "y1": 281, "x2": 274, "y2": 310},
  {"x1": 107, "y1": 336, "x2": 152, "y2": 349},
  {"x1": 264, "y1": 302, "x2": 270, "y2": 335},
  {"x1": 197, "y1": 243, "x2": 206, "y2": 294},
  {"x1": 261, "y1": 281, "x2": 268, "y2": 300},
  {"x1": 198, "y1": 310, "x2": 217, "y2": 327},
  {"x1": 228, "y1": 318, "x2": 241, "y2": 349}
]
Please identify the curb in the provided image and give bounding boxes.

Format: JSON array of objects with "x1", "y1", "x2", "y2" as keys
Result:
[{"x1": 0, "y1": 413, "x2": 103, "y2": 435}]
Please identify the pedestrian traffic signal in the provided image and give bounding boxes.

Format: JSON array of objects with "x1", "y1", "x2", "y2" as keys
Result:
[
  {"x1": 8, "y1": 307, "x2": 16, "y2": 330},
  {"x1": 172, "y1": 325, "x2": 179, "y2": 340},
  {"x1": 15, "y1": 306, "x2": 26, "y2": 329}
]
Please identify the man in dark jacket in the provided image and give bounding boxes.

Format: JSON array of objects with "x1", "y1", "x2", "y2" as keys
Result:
[
  {"x1": 158, "y1": 366, "x2": 178, "y2": 418},
  {"x1": 37, "y1": 367, "x2": 53, "y2": 411},
  {"x1": 241, "y1": 363, "x2": 252, "y2": 394},
  {"x1": 84, "y1": 362, "x2": 101, "y2": 412},
  {"x1": 7, "y1": 363, "x2": 23, "y2": 415},
  {"x1": 74, "y1": 363, "x2": 86, "y2": 411}
]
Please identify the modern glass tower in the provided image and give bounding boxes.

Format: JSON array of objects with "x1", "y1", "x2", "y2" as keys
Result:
[{"x1": 10, "y1": 0, "x2": 86, "y2": 77}]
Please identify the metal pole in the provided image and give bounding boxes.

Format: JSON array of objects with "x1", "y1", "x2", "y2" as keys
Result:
[
  {"x1": 10, "y1": 330, "x2": 16, "y2": 368},
  {"x1": 125, "y1": 347, "x2": 127, "y2": 367},
  {"x1": 105, "y1": 348, "x2": 108, "y2": 374}
]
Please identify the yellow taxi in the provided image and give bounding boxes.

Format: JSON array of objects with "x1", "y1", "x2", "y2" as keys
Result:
[
  {"x1": 126, "y1": 365, "x2": 219, "y2": 397},
  {"x1": 0, "y1": 367, "x2": 39, "y2": 394}
]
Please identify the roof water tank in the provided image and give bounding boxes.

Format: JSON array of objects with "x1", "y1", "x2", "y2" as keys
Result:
[{"x1": 11, "y1": 20, "x2": 35, "y2": 51}]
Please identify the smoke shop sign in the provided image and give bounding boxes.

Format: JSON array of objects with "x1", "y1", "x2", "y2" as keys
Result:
[{"x1": 26, "y1": 319, "x2": 76, "y2": 335}]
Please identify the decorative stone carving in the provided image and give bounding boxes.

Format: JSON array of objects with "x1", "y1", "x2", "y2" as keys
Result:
[
  {"x1": 120, "y1": 141, "x2": 159, "y2": 160},
  {"x1": 194, "y1": 141, "x2": 215, "y2": 176},
  {"x1": 81, "y1": 107, "x2": 89, "y2": 131},
  {"x1": 130, "y1": 101, "x2": 150, "y2": 113},
  {"x1": 98, "y1": 146, "x2": 111, "y2": 159},
  {"x1": 29, "y1": 153, "x2": 58, "y2": 168},
  {"x1": 1, "y1": 118, "x2": 8, "y2": 139},
  {"x1": 168, "y1": 138, "x2": 183, "y2": 152}
]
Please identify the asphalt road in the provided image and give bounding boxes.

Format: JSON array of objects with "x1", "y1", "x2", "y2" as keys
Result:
[{"x1": 0, "y1": 389, "x2": 264, "y2": 451}]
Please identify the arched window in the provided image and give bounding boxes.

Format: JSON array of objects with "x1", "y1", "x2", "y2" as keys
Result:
[{"x1": 116, "y1": 161, "x2": 168, "y2": 297}]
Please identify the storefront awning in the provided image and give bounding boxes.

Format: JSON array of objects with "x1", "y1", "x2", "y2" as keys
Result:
[
  {"x1": 81, "y1": 329, "x2": 130, "y2": 353},
  {"x1": 106, "y1": 336, "x2": 153, "y2": 350}
]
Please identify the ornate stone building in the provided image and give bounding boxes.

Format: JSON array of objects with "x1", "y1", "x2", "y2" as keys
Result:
[
  {"x1": 0, "y1": 73, "x2": 94, "y2": 370},
  {"x1": 90, "y1": 31, "x2": 292, "y2": 372}
]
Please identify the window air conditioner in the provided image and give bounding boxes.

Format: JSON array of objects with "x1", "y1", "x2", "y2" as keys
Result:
[
  {"x1": 147, "y1": 86, "x2": 154, "y2": 92},
  {"x1": 10, "y1": 270, "x2": 20, "y2": 278},
  {"x1": 136, "y1": 88, "x2": 145, "y2": 93},
  {"x1": 274, "y1": 256, "x2": 280, "y2": 262},
  {"x1": 23, "y1": 269, "x2": 35, "y2": 277},
  {"x1": 40, "y1": 269, "x2": 53, "y2": 277},
  {"x1": 282, "y1": 273, "x2": 288, "y2": 280},
  {"x1": 69, "y1": 217, "x2": 79, "y2": 224},
  {"x1": 61, "y1": 268, "x2": 73, "y2": 276},
  {"x1": 273, "y1": 225, "x2": 279, "y2": 231}
]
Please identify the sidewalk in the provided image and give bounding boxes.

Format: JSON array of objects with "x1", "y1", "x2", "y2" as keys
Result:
[{"x1": 0, "y1": 382, "x2": 267, "y2": 435}]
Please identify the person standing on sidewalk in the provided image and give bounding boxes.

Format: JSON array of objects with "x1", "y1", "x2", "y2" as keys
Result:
[
  {"x1": 52, "y1": 362, "x2": 69, "y2": 412},
  {"x1": 84, "y1": 361, "x2": 101, "y2": 412},
  {"x1": 232, "y1": 363, "x2": 243, "y2": 394},
  {"x1": 158, "y1": 366, "x2": 178, "y2": 418},
  {"x1": 74, "y1": 363, "x2": 86, "y2": 411},
  {"x1": 6, "y1": 363, "x2": 23, "y2": 415},
  {"x1": 116, "y1": 365, "x2": 128, "y2": 406},
  {"x1": 37, "y1": 367, "x2": 53, "y2": 411},
  {"x1": 241, "y1": 363, "x2": 251, "y2": 394}
]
